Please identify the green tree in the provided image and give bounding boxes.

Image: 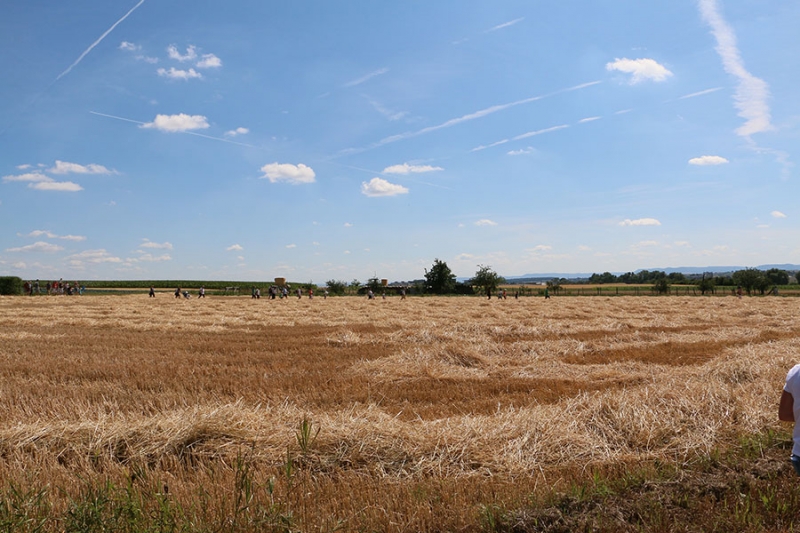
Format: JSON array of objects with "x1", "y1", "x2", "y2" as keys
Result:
[
  {"x1": 424, "y1": 258, "x2": 456, "y2": 294},
  {"x1": 696, "y1": 274, "x2": 715, "y2": 295},
  {"x1": 732, "y1": 268, "x2": 767, "y2": 296},
  {"x1": 326, "y1": 279, "x2": 347, "y2": 296},
  {"x1": 653, "y1": 278, "x2": 670, "y2": 295},
  {"x1": 546, "y1": 279, "x2": 562, "y2": 295},
  {"x1": 469, "y1": 265, "x2": 505, "y2": 295},
  {"x1": 0, "y1": 276, "x2": 23, "y2": 295},
  {"x1": 765, "y1": 268, "x2": 790, "y2": 286}
]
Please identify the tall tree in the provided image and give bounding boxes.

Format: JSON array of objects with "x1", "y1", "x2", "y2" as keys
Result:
[
  {"x1": 424, "y1": 259, "x2": 457, "y2": 294},
  {"x1": 469, "y1": 265, "x2": 505, "y2": 295}
]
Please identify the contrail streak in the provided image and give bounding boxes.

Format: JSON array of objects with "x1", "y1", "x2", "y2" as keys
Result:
[
  {"x1": 56, "y1": 0, "x2": 147, "y2": 81},
  {"x1": 0, "y1": 1, "x2": 147, "y2": 137}
]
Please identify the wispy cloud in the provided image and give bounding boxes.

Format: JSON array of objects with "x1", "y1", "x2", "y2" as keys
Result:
[
  {"x1": 49, "y1": 160, "x2": 114, "y2": 175},
  {"x1": 382, "y1": 163, "x2": 443, "y2": 174},
  {"x1": 507, "y1": 147, "x2": 535, "y2": 156},
  {"x1": 23, "y1": 230, "x2": 86, "y2": 241},
  {"x1": 226, "y1": 244, "x2": 243, "y2": 251},
  {"x1": 578, "y1": 116, "x2": 602, "y2": 124},
  {"x1": 157, "y1": 67, "x2": 202, "y2": 80},
  {"x1": 2, "y1": 172, "x2": 51, "y2": 183},
  {"x1": 6, "y1": 241, "x2": 65, "y2": 253},
  {"x1": 619, "y1": 218, "x2": 661, "y2": 227},
  {"x1": 679, "y1": 87, "x2": 723, "y2": 99},
  {"x1": 771, "y1": 211, "x2": 787, "y2": 219},
  {"x1": 606, "y1": 58, "x2": 673, "y2": 84},
  {"x1": 485, "y1": 17, "x2": 524, "y2": 33},
  {"x1": 475, "y1": 219, "x2": 498, "y2": 227},
  {"x1": 140, "y1": 239, "x2": 173, "y2": 250},
  {"x1": 698, "y1": 0, "x2": 772, "y2": 137},
  {"x1": 343, "y1": 68, "x2": 389, "y2": 88},
  {"x1": 29, "y1": 181, "x2": 83, "y2": 192},
  {"x1": 56, "y1": 0, "x2": 147, "y2": 82},
  {"x1": 361, "y1": 177, "x2": 409, "y2": 197}
]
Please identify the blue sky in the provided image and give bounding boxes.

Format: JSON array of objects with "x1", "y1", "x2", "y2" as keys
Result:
[{"x1": 1, "y1": 1, "x2": 798, "y2": 282}]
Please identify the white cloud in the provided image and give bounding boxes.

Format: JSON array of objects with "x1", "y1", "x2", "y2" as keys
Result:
[
  {"x1": 196, "y1": 53, "x2": 222, "y2": 68},
  {"x1": 69, "y1": 249, "x2": 122, "y2": 263},
  {"x1": 361, "y1": 177, "x2": 409, "y2": 197},
  {"x1": 157, "y1": 67, "x2": 202, "y2": 80},
  {"x1": 226, "y1": 244, "x2": 243, "y2": 251},
  {"x1": 343, "y1": 223, "x2": 353, "y2": 228},
  {"x1": 119, "y1": 41, "x2": 140, "y2": 51},
  {"x1": 528, "y1": 245, "x2": 552, "y2": 252},
  {"x1": 343, "y1": 68, "x2": 389, "y2": 88},
  {"x1": 29, "y1": 181, "x2": 83, "y2": 192},
  {"x1": 634, "y1": 240, "x2": 659, "y2": 247},
  {"x1": 224, "y1": 127, "x2": 250, "y2": 137},
  {"x1": 140, "y1": 239, "x2": 173, "y2": 250},
  {"x1": 167, "y1": 44, "x2": 197, "y2": 62},
  {"x1": 689, "y1": 155, "x2": 729, "y2": 166},
  {"x1": 507, "y1": 147, "x2": 535, "y2": 156},
  {"x1": 134, "y1": 253, "x2": 171, "y2": 262},
  {"x1": 606, "y1": 58, "x2": 673, "y2": 84},
  {"x1": 286, "y1": 244, "x2": 297, "y2": 248},
  {"x1": 382, "y1": 163, "x2": 444, "y2": 174},
  {"x1": 6, "y1": 241, "x2": 64, "y2": 253},
  {"x1": 49, "y1": 160, "x2": 114, "y2": 174},
  {"x1": 771, "y1": 211, "x2": 787, "y2": 219},
  {"x1": 578, "y1": 116, "x2": 602, "y2": 123},
  {"x1": 475, "y1": 219, "x2": 498, "y2": 226},
  {"x1": 260, "y1": 162, "x2": 316, "y2": 184},
  {"x1": 2, "y1": 172, "x2": 52, "y2": 183},
  {"x1": 137, "y1": 55, "x2": 159, "y2": 64},
  {"x1": 141, "y1": 114, "x2": 209, "y2": 132},
  {"x1": 619, "y1": 218, "x2": 661, "y2": 226},
  {"x1": 16, "y1": 164, "x2": 32, "y2": 170},
  {"x1": 698, "y1": 0, "x2": 772, "y2": 137},
  {"x1": 23, "y1": 230, "x2": 86, "y2": 241}
]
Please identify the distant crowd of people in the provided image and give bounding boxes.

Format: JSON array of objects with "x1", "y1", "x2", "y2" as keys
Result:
[{"x1": 23, "y1": 279, "x2": 84, "y2": 296}]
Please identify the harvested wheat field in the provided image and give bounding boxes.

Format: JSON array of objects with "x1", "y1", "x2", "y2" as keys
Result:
[{"x1": 1, "y1": 294, "x2": 800, "y2": 531}]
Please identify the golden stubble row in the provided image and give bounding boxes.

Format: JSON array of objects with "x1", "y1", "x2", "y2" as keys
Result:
[{"x1": 0, "y1": 294, "x2": 797, "y2": 479}]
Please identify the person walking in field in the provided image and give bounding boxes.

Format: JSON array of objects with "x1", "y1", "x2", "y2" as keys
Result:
[
  {"x1": 149, "y1": 286, "x2": 155, "y2": 298},
  {"x1": 198, "y1": 286, "x2": 205, "y2": 298},
  {"x1": 544, "y1": 287, "x2": 550, "y2": 299},
  {"x1": 175, "y1": 287, "x2": 181, "y2": 299},
  {"x1": 779, "y1": 365, "x2": 800, "y2": 475}
]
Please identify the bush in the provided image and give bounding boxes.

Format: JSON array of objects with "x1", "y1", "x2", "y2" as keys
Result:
[{"x1": 0, "y1": 276, "x2": 24, "y2": 295}]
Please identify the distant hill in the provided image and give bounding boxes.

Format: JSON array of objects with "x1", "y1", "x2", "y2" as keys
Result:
[{"x1": 504, "y1": 264, "x2": 800, "y2": 282}]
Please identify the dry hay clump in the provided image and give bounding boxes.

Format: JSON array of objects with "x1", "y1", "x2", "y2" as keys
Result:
[{"x1": 0, "y1": 294, "x2": 798, "y2": 483}]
